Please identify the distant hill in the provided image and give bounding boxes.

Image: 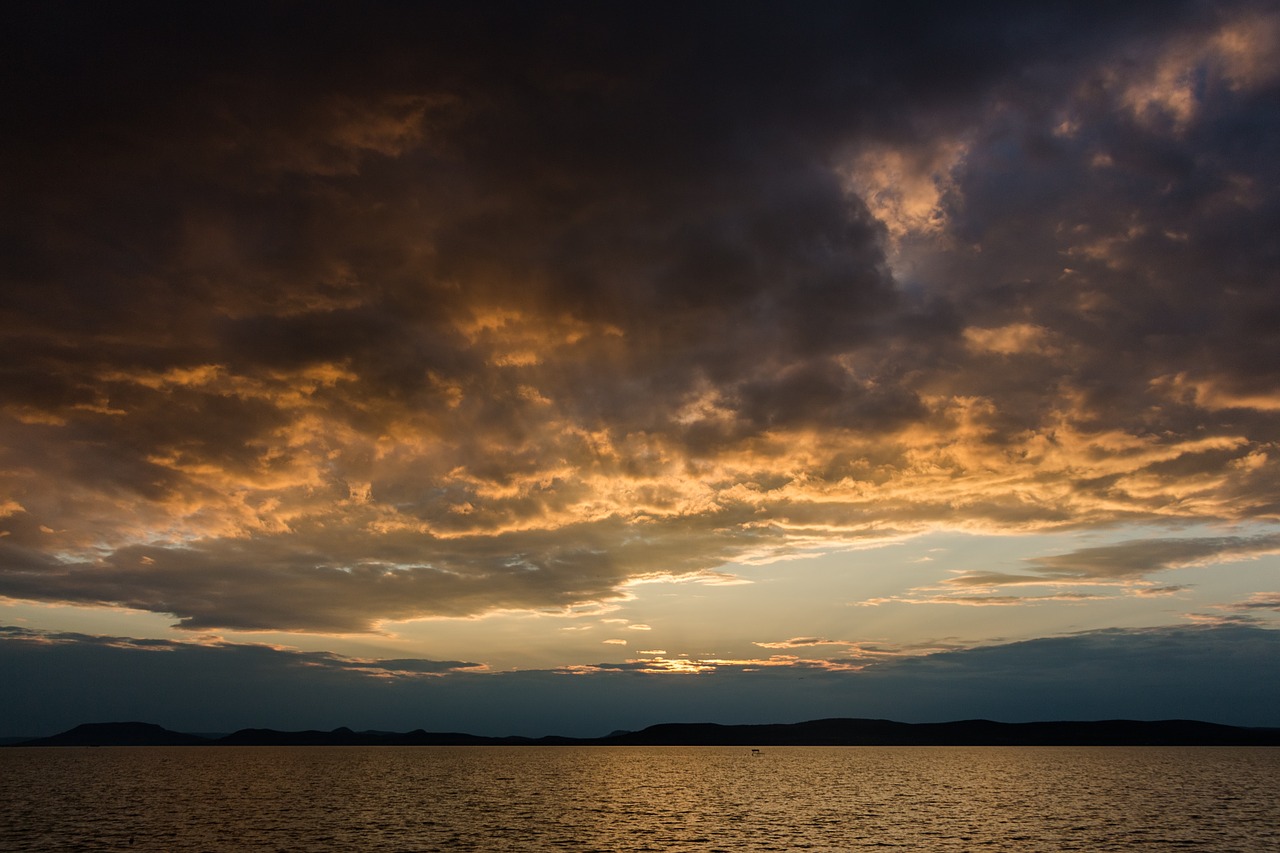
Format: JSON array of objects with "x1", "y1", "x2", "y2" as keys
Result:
[
  {"x1": 598, "y1": 718, "x2": 1280, "y2": 746},
  {"x1": 10, "y1": 717, "x2": 1280, "y2": 747},
  {"x1": 213, "y1": 727, "x2": 546, "y2": 746},
  {"x1": 17, "y1": 721, "x2": 210, "y2": 747}
]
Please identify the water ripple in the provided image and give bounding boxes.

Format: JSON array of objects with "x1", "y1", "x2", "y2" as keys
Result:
[{"x1": 1, "y1": 746, "x2": 1277, "y2": 851}]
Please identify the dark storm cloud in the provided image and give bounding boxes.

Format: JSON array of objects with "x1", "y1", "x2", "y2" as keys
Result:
[
  {"x1": 0, "y1": 626, "x2": 480, "y2": 676},
  {"x1": 0, "y1": 512, "x2": 792, "y2": 631},
  {"x1": 854, "y1": 624, "x2": 1280, "y2": 724},
  {"x1": 914, "y1": 6, "x2": 1280, "y2": 438},
  {"x1": 2, "y1": 1, "x2": 1279, "y2": 630},
  {"x1": 2, "y1": 623, "x2": 1276, "y2": 736}
]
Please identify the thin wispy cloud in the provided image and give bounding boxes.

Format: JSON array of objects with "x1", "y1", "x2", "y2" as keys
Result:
[{"x1": 944, "y1": 535, "x2": 1280, "y2": 589}]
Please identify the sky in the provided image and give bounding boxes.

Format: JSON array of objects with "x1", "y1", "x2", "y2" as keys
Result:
[{"x1": 2, "y1": 1, "x2": 1279, "y2": 737}]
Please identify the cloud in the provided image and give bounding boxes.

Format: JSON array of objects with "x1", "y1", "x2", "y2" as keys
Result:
[
  {"x1": 2, "y1": 2, "x2": 1278, "y2": 633},
  {"x1": 753, "y1": 637, "x2": 850, "y2": 649},
  {"x1": 861, "y1": 592, "x2": 1107, "y2": 607},
  {"x1": 1220, "y1": 591, "x2": 1280, "y2": 612},
  {"x1": 962, "y1": 324, "x2": 1060, "y2": 357},
  {"x1": 945, "y1": 534, "x2": 1280, "y2": 589},
  {"x1": 3, "y1": 623, "x2": 1277, "y2": 735},
  {"x1": 842, "y1": 135, "x2": 969, "y2": 243},
  {"x1": 0, "y1": 626, "x2": 482, "y2": 678},
  {"x1": 1133, "y1": 585, "x2": 1192, "y2": 597}
]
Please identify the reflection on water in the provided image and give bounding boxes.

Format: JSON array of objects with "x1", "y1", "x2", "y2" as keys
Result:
[{"x1": 2, "y1": 746, "x2": 1277, "y2": 851}]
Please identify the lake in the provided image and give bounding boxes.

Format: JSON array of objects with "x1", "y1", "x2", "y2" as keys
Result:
[{"x1": 2, "y1": 746, "x2": 1277, "y2": 851}]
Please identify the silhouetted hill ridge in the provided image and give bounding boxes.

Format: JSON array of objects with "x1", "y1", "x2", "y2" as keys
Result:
[
  {"x1": 600, "y1": 718, "x2": 1280, "y2": 745},
  {"x1": 18, "y1": 721, "x2": 209, "y2": 747},
  {"x1": 10, "y1": 717, "x2": 1280, "y2": 747}
]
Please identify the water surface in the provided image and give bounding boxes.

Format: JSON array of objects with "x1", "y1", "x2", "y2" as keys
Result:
[{"x1": 2, "y1": 746, "x2": 1276, "y2": 851}]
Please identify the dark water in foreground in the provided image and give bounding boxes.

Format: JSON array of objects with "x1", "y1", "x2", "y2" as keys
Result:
[{"x1": 1, "y1": 746, "x2": 1277, "y2": 851}]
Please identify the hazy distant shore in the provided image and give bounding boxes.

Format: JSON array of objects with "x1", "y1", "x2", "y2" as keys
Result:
[{"x1": 10, "y1": 718, "x2": 1280, "y2": 748}]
